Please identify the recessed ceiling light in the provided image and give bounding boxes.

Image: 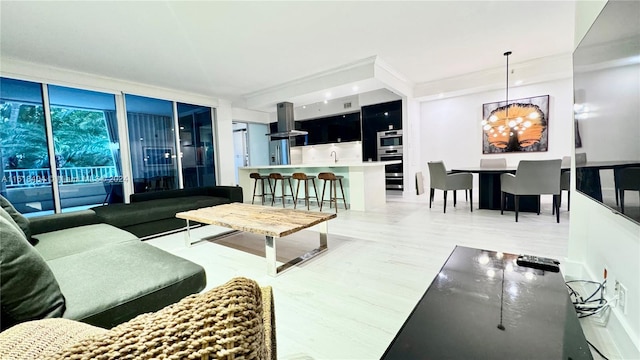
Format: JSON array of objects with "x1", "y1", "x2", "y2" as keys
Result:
[
  {"x1": 324, "y1": 100, "x2": 328, "y2": 104},
  {"x1": 302, "y1": 105, "x2": 306, "y2": 109}
]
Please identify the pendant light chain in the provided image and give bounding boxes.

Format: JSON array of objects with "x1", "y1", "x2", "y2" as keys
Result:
[{"x1": 504, "y1": 51, "x2": 512, "y2": 119}]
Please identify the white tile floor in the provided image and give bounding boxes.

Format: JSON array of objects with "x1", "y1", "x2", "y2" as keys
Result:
[{"x1": 147, "y1": 192, "x2": 621, "y2": 359}]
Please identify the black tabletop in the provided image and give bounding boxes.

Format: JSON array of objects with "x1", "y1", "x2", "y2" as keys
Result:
[{"x1": 382, "y1": 246, "x2": 592, "y2": 359}]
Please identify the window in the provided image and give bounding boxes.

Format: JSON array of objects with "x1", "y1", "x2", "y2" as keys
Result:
[
  {"x1": 125, "y1": 94, "x2": 179, "y2": 193},
  {"x1": 177, "y1": 103, "x2": 216, "y2": 188},
  {"x1": 0, "y1": 78, "x2": 54, "y2": 215},
  {"x1": 48, "y1": 85, "x2": 121, "y2": 210}
]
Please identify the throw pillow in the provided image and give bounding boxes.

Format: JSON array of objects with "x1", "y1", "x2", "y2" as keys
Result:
[
  {"x1": 0, "y1": 195, "x2": 33, "y2": 244},
  {"x1": 0, "y1": 215, "x2": 66, "y2": 331}
]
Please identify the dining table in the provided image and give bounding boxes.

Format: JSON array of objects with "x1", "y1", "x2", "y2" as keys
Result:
[{"x1": 449, "y1": 165, "x2": 570, "y2": 212}]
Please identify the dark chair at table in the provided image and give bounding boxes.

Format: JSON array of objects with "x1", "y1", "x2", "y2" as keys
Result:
[
  {"x1": 501, "y1": 159, "x2": 562, "y2": 222},
  {"x1": 618, "y1": 167, "x2": 640, "y2": 215},
  {"x1": 427, "y1": 161, "x2": 473, "y2": 213}
]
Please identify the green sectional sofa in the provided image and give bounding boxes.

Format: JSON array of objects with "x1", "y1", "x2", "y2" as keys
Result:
[
  {"x1": 0, "y1": 186, "x2": 243, "y2": 332},
  {"x1": 91, "y1": 186, "x2": 243, "y2": 238}
]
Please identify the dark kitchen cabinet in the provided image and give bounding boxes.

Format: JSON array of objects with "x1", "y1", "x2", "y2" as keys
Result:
[
  {"x1": 361, "y1": 100, "x2": 402, "y2": 161},
  {"x1": 292, "y1": 111, "x2": 361, "y2": 146}
]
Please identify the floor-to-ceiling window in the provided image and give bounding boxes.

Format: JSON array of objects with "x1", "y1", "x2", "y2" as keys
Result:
[
  {"x1": 0, "y1": 78, "x2": 55, "y2": 215},
  {"x1": 125, "y1": 94, "x2": 179, "y2": 193},
  {"x1": 178, "y1": 103, "x2": 216, "y2": 188},
  {"x1": 47, "y1": 85, "x2": 121, "y2": 210}
]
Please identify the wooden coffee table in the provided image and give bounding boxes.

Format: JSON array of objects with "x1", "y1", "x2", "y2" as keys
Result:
[{"x1": 176, "y1": 203, "x2": 337, "y2": 276}]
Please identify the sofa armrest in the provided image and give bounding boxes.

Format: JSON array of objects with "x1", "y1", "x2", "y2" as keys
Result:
[
  {"x1": 29, "y1": 210, "x2": 101, "y2": 236},
  {"x1": 205, "y1": 186, "x2": 243, "y2": 203}
]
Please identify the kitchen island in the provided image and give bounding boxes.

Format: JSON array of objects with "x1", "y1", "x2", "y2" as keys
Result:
[{"x1": 238, "y1": 161, "x2": 401, "y2": 211}]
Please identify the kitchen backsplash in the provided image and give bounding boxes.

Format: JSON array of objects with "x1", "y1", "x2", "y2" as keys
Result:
[{"x1": 290, "y1": 141, "x2": 362, "y2": 165}]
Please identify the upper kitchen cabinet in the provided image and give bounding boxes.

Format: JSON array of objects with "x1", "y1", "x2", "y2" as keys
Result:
[
  {"x1": 361, "y1": 100, "x2": 402, "y2": 161},
  {"x1": 284, "y1": 111, "x2": 361, "y2": 146}
]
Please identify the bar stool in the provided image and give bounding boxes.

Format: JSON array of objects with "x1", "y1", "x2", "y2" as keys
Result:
[
  {"x1": 292, "y1": 172, "x2": 320, "y2": 210},
  {"x1": 269, "y1": 173, "x2": 295, "y2": 207},
  {"x1": 250, "y1": 172, "x2": 272, "y2": 205},
  {"x1": 318, "y1": 172, "x2": 347, "y2": 212}
]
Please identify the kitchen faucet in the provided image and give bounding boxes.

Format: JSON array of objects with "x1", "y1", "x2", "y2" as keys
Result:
[{"x1": 330, "y1": 151, "x2": 338, "y2": 163}]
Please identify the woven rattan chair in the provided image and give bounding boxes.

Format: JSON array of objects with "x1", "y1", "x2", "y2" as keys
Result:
[{"x1": 0, "y1": 277, "x2": 276, "y2": 360}]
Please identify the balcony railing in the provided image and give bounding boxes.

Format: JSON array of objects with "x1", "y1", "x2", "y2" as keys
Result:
[{"x1": 2, "y1": 166, "x2": 118, "y2": 188}]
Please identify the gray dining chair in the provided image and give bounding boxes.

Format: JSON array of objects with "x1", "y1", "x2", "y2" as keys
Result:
[
  {"x1": 427, "y1": 161, "x2": 473, "y2": 213},
  {"x1": 619, "y1": 167, "x2": 640, "y2": 214},
  {"x1": 500, "y1": 159, "x2": 562, "y2": 222},
  {"x1": 480, "y1": 158, "x2": 507, "y2": 168}
]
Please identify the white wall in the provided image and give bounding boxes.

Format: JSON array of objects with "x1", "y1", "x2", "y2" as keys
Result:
[
  {"x1": 569, "y1": 1, "x2": 640, "y2": 358},
  {"x1": 215, "y1": 99, "x2": 235, "y2": 186},
  {"x1": 419, "y1": 78, "x2": 573, "y2": 176}
]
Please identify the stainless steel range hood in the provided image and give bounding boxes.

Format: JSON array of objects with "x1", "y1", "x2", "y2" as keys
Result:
[{"x1": 266, "y1": 102, "x2": 308, "y2": 138}]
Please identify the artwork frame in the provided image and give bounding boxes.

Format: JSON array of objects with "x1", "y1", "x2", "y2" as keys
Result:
[{"x1": 481, "y1": 94, "x2": 549, "y2": 154}]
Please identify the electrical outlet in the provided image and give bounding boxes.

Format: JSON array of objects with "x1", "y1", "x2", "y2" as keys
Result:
[
  {"x1": 615, "y1": 281, "x2": 628, "y2": 314},
  {"x1": 590, "y1": 305, "x2": 610, "y2": 327}
]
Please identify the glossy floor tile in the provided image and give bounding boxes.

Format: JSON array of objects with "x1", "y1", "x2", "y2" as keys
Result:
[{"x1": 147, "y1": 193, "x2": 620, "y2": 359}]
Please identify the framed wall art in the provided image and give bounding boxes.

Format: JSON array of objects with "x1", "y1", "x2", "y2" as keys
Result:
[{"x1": 481, "y1": 95, "x2": 549, "y2": 154}]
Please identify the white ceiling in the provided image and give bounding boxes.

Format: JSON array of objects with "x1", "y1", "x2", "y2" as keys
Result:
[{"x1": 0, "y1": 1, "x2": 577, "y2": 111}]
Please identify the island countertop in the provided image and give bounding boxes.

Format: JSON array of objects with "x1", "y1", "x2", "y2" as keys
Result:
[
  {"x1": 238, "y1": 161, "x2": 399, "y2": 211},
  {"x1": 239, "y1": 160, "x2": 401, "y2": 170}
]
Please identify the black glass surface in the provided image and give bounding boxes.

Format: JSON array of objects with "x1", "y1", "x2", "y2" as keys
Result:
[
  {"x1": 573, "y1": 0, "x2": 640, "y2": 225},
  {"x1": 382, "y1": 246, "x2": 592, "y2": 359}
]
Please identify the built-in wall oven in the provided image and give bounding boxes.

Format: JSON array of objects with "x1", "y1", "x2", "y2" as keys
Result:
[
  {"x1": 377, "y1": 130, "x2": 403, "y2": 190},
  {"x1": 377, "y1": 129, "x2": 403, "y2": 151}
]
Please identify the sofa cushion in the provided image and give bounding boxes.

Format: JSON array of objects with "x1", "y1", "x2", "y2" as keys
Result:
[
  {"x1": 0, "y1": 195, "x2": 32, "y2": 244},
  {"x1": 92, "y1": 195, "x2": 230, "y2": 228},
  {"x1": 47, "y1": 241, "x2": 206, "y2": 329},
  {"x1": 0, "y1": 214, "x2": 66, "y2": 330},
  {"x1": 34, "y1": 224, "x2": 139, "y2": 261}
]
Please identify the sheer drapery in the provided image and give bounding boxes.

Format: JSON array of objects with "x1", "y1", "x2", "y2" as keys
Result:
[{"x1": 127, "y1": 112, "x2": 178, "y2": 191}]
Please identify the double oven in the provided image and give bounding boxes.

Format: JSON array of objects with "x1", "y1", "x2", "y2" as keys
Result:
[{"x1": 377, "y1": 130, "x2": 403, "y2": 190}]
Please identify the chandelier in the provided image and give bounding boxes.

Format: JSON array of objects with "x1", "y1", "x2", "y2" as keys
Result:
[{"x1": 482, "y1": 51, "x2": 546, "y2": 150}]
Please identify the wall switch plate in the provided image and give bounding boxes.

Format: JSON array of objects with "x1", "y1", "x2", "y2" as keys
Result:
[{"x1": 616, "y1": 281, "x2": 628, "y2": 314}]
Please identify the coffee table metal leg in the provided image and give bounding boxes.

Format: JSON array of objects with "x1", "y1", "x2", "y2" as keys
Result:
[
  {"x1": 185, "y1": 219, "x2": 192, "y2": 247},
  {"x1": 266, "y1": 221, "x2": 330, "y2": 277},
  {"x1": 266, "y1": 235, "x2": 277, "y2": 276}
]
